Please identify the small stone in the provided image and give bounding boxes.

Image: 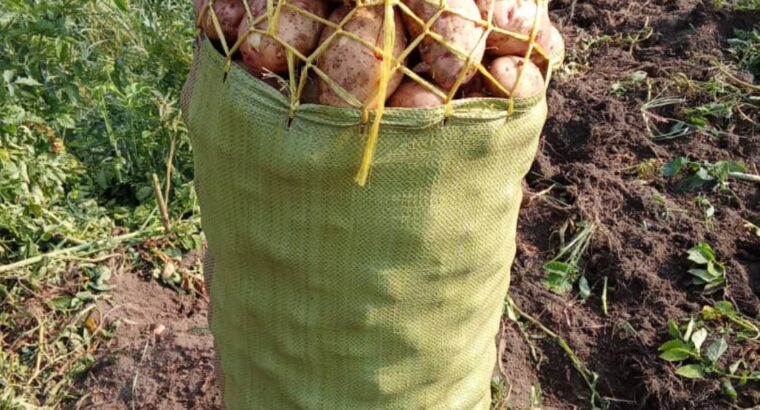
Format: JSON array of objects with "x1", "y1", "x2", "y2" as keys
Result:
[{"x1": 153, "y1": 324, "x2": 166, "y2": 336}]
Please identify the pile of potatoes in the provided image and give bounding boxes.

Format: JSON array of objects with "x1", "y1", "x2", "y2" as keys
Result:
[{"x1": 194, "y1": 0, "x2": 564, "y2": 108}]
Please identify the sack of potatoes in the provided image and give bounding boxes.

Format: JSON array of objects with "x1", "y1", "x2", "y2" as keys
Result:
[
  {"x1": 185, "y1": 2, "x2": 564, "y2": 408},
  {"x1": 193, "y1": 0, "x2": 564, "y2": 108}
]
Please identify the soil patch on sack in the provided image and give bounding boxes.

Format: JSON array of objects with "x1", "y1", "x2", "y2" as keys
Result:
[{"x1": 504, "y1": 1, "x2": 760, "y2": 409}]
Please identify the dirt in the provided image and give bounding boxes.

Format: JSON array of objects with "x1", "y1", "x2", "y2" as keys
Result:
[
  {"x1": 505, "y1": 0, "x2": 760, "y2": 409},
  {"x1": 70, "y1": 251, "x2": 222, "y2": 410},
  {"x1": 73, "y1": 1, "x2": 758, "y2": 409}
]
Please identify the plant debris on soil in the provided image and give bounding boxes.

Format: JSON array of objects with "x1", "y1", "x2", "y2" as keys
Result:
[
  {"x1": 70, "y1": 250, "x2": 221, "y2": 410},
  {"x1": 502, "y1": 0, "x2": 760, "y2": 408}
]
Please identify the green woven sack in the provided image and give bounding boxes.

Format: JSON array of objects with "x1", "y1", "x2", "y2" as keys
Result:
[{"x1": 182, "y1": 38, "x2": 547, "y2": 409}]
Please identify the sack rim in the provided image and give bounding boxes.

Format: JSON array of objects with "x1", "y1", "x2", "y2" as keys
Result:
[{"x1": 195, "y1": 37, "x2": 548, "y2": 130}]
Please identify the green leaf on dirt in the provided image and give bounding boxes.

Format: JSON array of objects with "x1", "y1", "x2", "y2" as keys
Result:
[
  {"x1": 578, "y1": 276, "x2": 591, "y2": 300},
  {"x1": 706, "y1": 338, "x2": 728, "y2": 363},
  {"x1": 541, "y1": 261, "x2": 578, "y2": 295},
  {"x1": 675, "y1": 364, "x2": 706, "y2": 379},
  {"x1": 75, "y1": 291, "x2": 96, "y2": 302},
  {"x1": 667, "y1": 319, "x2": 682, "y2": 339},
  {"x1": 541, "y1": 221, "x2": 596, "y2": 297},
  {"x1": 687, "y1": 243, "x2": 715, "y2": 265},
  {"x1": 658, "y1": 339, "x2": 691, "y2": 352},
  {"x1": 684, "y1": 318, "x2": 696, "y2": 342},
  {"x1": 722, "y1": 379, "x2": 738, "y2": 400},
  {"x1": 52, "y1": 296, "x2": 73, "y2": 311},
  {"x1": 664, "y1": 157, "x2": 747, "y2": 192},
  {"x1": 663, "y1": 157, "x2": 689, "y2": 177},
  {"x1": 691, "y1": 328, "x2": 707, "y2": 352},
  {"x1": 660, "y1": 348, "x2": 694, "y2": 362},
  {"x1": 686, "y1": 243, "x2": 726, "y2": 294},
  {"x1": 729, "y1": 360, "x2": 744, "y2": 375}
]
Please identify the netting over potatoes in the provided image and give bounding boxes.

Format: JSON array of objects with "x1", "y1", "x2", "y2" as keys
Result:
[{"x1": 194, "y1": 0, "x2": 562, "y2": 185}]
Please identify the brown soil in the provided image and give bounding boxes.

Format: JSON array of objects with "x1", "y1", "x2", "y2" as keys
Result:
[
  {"x1": 506, "y1": 0, "x2": 760, "y2": 409},
  {"x1": 70, "y1": 251, "x2": 222, "y2": 410},
  {"x1": 73, "y1": 1, "x2": 759, "y2": 409}
]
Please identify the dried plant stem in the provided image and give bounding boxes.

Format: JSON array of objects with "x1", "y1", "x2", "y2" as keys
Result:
[{"x1": 0, "y1": 228, "x2": 160, "y2": 275}]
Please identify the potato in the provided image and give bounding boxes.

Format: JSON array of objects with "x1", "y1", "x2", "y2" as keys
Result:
[
  {"x1": 388, "y1": 80, "x2": 444, "y2": 108},
  {"x1": 476, "y1": 0, "x2": 551, "y2": 57},
  {"x1": 485, "y1": 56, "x2": 544, "y2": 98},
  {"x1": 195, "y1": 0, "x2": 246, "y2": 43},
  {"x1": 532, "y1": 24, "x2": 564, "y2": 70},
  {"x1": 403, "y1": 0, "x2": 486, "y2": 90},
  {"x1": 317, "y1": 6, "x2": 407, "y2": 108},
  {"x1": 238, "y1": 0, "x2": 329, "y2": 75}
]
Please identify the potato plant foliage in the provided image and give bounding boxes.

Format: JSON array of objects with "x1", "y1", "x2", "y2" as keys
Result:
[
  {"x1": 0, "y1": 0, "x2": 196, "y2": 262},
  {"x1": 0, "y1": 0, "x2": 202, "y2": 406}
]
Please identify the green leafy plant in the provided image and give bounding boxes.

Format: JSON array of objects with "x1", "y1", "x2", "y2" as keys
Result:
[
  {"x1": 0, "y1": 0, "x2": 200, "y2": 407},
  {"x1": 542, "y1": 220, "x2": 597, "y2": 298},
  {"x1": 610, "y1": 70, "x2": 648, "y2": 97},
  {"x1": 528, "y1": 383, "x2": 543, "y2": 410},
  {"x1": 659, "y1": 302, "x2": 760, "y2": 400},
  {"x1": 659, "y1": 318, "x2": 712, "y2": 366},
  {"x1": 663, "y1": 157, "x2": 748, "y2": 192},
  {"x1": 728, "y1": 28, "x2": 759, "y2": 77},
  {"x1": 490, "y1": 376, "x2": 510, "y2": 409},
  {"x1": 658, "y1": 320, "x2": 737, "y2": 396},
  {"x1": 693, "y1": 195, "x2": 715, "y2": 231},
  {"x1": 686, "y1": 242, "x2": 726, "y2": 294},
  {"x1": 642, "y1": 24, "x2": 759, "y2": 141},
  {"x1": 702, "y1": 301, "x2": 760, "y2": 342}
]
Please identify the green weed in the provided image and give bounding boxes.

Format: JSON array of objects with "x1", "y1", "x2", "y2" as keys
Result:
[
  {"x1": 610, "y1": 71, "x2": 648, "y2": 97},
  {"x1": 641, "y1": 26, "x2": 758, "y2": 140},
  {"x1": 693, "y1": 195, "x2": 716, "y2": 231},
  {"x1": 663, "y1": 157, "x2": 748, "y2": 192},
  {"x1": 728, "y1": 29, "x2": 759, "y2": 77},
  {"x1": 527, "y1": 383, "x2": 543, "y2": 410},
  {"x1": 659, "y1": 301, "x2": 760, "y2": 400},
  {"x1": 686, "y1": 242, "x2": 726, "y2": 295},
  {"x1": 542, "y1": 220, "x2": 597, "y2": 299},
  {"x1": 561, "y1": 20, "x2": 652, "y2": 77}
]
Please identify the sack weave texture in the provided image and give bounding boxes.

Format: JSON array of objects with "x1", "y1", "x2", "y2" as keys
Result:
[{"x1": 183, "y1": 37, "x2": 547, "y2": 409}]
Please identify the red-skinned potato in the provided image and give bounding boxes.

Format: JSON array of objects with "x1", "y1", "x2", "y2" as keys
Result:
[
  {"x1": 403, "y1": 0, "x2": 486, "y2": 90},
  {"x1": 238, "y1": 0, "x2": 329, "y2": 75},
  {"x1": 532, "y1": 24, "x2": 564, "y2": 70},
  {"x1": 477, "y1": 0, "x2": 551, "y2": 57},
  {"x1": 485, "y1": 56, "x2": 544, "y2": 99},
  {"x1": 388, "y1": 80, "x2": 444, "y2": 108},
  {"x1": 195, "y1": 0, "x2": 246, "y2": 43},
  {"x1": 317, "y1": 6, "x2": 407, "y2": 108}
]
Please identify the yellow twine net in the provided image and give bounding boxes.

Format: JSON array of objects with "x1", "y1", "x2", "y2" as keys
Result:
[{"x1": 196, "y1": 0, "x2": 553, "y2": 186}]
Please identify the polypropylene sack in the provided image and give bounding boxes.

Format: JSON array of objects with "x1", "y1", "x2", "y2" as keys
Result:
[{"x1": 182, "y1": 36, "x2": 547, "y2": 409}]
